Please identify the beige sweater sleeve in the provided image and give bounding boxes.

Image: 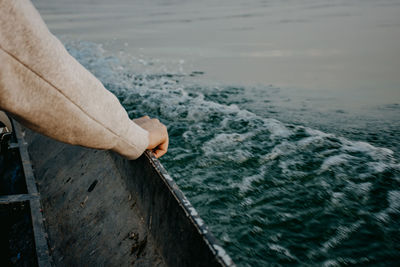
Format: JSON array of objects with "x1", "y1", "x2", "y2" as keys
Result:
[{"x1": 0, "y1": 0, "x2": 149, "y2": 159}]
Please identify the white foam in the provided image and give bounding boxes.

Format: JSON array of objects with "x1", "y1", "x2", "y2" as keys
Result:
[
  {"x1": 321, "y1": 220, "x2": 363, "y2": 251},
  {"x1": 330, "y1": 192, "x2": 345, "y2": 206},
  {"x1": 388, "y1": 190, "x2": 400, "y2": 212},
  {"x1": 66, "y1": 40, "x2": 400, "y2": 266},
  {"x1": 320, "y1": 154, "x2": 354, "y2": 171},
  {"x1": 238, "y1": 172, "x2": 264, "y2": 194},
  {"x1": 371, "y1": 190, "x2": 400, "y2": 225},
  {"x1": 267, "y1": 243, "x2": 296, "y2": 260},
  {"x1": 264, "y1": 119, "x2": 292, "y2": 139},
  {"x1": 322, "y1": 259, "x2": 341, "y2": 267}
]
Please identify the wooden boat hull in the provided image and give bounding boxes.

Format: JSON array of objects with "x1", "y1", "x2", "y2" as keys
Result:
[{"x1": 1, "y1": 121, "x2": 234, "y2": 266}]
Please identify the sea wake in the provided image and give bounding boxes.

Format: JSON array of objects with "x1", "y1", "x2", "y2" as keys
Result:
[{"x1": 66, "y1": 41, "x2": 400, "y2": 266}]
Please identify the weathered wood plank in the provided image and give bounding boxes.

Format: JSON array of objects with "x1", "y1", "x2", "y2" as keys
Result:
[
  {"x1": 0, "y1": 194, "x2": 38, "y2": 203},
  {"x1": 24, "y1": 125, "x2": 234, "y2": 267},
  {"x1": 13, "y1": 121, "x2": 52, "y2": 267}
]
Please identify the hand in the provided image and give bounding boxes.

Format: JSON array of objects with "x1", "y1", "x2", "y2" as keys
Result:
[{"x1": 133, "y1": 116, "x2": 169, "y2": 158}]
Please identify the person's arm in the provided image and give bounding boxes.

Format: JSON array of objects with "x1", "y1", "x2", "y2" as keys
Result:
[{"x1": 0, "y1": 0, "x2": 167, "y2": 159}]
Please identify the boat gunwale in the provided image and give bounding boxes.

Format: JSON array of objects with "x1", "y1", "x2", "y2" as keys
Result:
[{"x1": 144, "y1": 151, "x2": 235, "y2": 267}]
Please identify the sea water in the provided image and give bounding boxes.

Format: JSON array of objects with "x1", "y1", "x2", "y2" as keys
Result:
[{"x1": 35, "y1": 0, "x2": 399, "y2": 265}]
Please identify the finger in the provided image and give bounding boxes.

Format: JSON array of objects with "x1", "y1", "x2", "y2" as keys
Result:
[
  {"x1": 153, "y1": 146, "x2": 166, "y2": 158},
  {"x1": 134, "y1": 115, "x2": 150, "y2": 121},
  {"x1": 154, "y1": 148, "x2": 166, "y2": 158},
  {"x1": 154, "y1": 138, "x2": 168, "y2": 158},
  {"x1": 133, "y1": 115, "x2": 150, "y2": 124}
]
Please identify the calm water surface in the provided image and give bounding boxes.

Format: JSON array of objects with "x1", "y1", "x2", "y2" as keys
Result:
[{"x1": 35, "y1": 0, "x2": 400, "y2": 265}]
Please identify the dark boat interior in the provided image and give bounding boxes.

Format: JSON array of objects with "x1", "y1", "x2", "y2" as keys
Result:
[{"x1": 0, "y1": 120, "x2": 233, "y2": 267}]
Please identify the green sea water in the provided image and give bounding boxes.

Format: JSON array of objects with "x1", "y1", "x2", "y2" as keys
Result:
[{"x1": 66, "y1": 42, "x2": 400, "y2": 266}]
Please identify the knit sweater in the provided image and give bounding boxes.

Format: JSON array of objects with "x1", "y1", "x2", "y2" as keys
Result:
[{"x1": 0, "y1": 0, "x2": 149, "y2": 159}]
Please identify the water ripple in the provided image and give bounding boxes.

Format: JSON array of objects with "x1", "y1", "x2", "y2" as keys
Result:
[{"x1": 66, "y1": 41, "x2": 400, "y2": 266}]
